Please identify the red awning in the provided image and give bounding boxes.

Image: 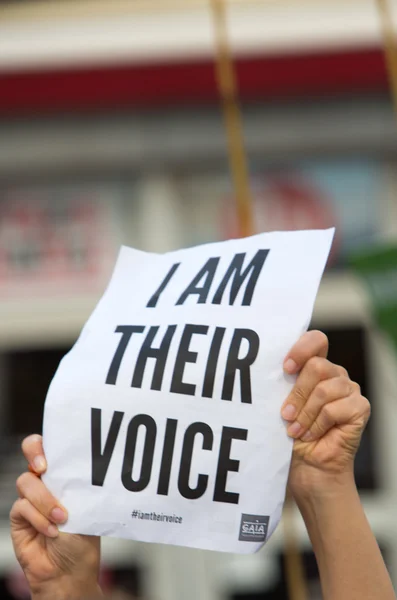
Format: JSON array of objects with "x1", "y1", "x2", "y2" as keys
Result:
[{"x1": 0, "y1": 47, "x2": 389, "y2": 116}]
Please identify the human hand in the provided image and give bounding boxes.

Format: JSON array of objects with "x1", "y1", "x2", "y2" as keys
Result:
[
  {"x1": 281, "y1": 331, "x2": 371, "y2": 501},
  {"x1": 10, "y1": 435, "x2": 102, "y2": 599}
]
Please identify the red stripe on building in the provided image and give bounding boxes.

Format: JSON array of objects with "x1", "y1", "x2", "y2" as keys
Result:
[{"x1": 0, "y1": 47, "x2": 389, "y2": 116}]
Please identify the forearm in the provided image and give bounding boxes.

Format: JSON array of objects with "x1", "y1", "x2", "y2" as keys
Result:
[{"x1": 296, "y1": 474, "x2": 395, "y2": 600}]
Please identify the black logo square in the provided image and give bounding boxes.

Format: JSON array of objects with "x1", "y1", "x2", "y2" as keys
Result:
[{"x1": 239, "y1": 514, "x2": 269, "y2": 542}]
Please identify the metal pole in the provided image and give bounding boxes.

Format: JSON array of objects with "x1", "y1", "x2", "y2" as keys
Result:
[
  {"x1": 210, "y1": 0, "x2": 255, "y2": 238},
  {"x1": 376, "y1": 0, "x2": 397, "y2": 120}
]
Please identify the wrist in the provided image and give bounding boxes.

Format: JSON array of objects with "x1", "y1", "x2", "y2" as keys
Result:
[
  {"x1": 31, "y1": 576, "x2": 103, "y2": 600},
  {"x1": 290, "y1": 467, "x2": 356, "y2": 506},
  {"x1": 293, "y1": 471, "x2": 360, "y2": 535}
]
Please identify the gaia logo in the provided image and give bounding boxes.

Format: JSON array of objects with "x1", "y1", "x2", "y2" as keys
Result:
[{"x1": 239, "y1": 514, "x2": 269, "y2": 543}]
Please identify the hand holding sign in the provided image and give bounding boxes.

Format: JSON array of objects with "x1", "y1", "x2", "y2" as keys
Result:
[
  {"x1": 282, "y1": 331, "x2": 371, "y2": 502},
  {"x1": 10, "y1": 436, "x2": 101, "y2": 600}
]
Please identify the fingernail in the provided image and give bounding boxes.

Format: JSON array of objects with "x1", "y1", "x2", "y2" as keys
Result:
[
  {"x1": 33, "y1": 456, "x2": 47, "y2": 473},
  {"x1": 284, "y1": 359, "x2": 298, "y2": 374},
  {"x1": 288, "y1": 422, "x2": 303, "y2": 438},
  {"x1": 301, "y1": 430, "x2": 313, "y2": 442},
  {"x1": 47, "y1": 524, "x2": 59, "y2": 538},
  {"x1": 51, "y1": 508, "x2": 67, "y2": 524},
  {"x1": 282, "y1": 404, "x2": 297, "y2": 421}
]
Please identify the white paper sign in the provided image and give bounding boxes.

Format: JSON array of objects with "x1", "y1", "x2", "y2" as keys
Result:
[{"x1": 43, "y1": 229, "x2": 334, "y2": 554}]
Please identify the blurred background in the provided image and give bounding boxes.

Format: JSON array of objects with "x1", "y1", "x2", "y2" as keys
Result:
[{"x1": 0, "y1": 0, "x2": 397, "y2": 598}]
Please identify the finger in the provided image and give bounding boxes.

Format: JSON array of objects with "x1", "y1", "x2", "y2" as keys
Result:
[
  {"x1": 282, "y1": 357, "x2": 342, "y2": 424},
  {"x1": 10, "y1": 498, "x2": 59, "y2": 538},
  {"x1": 21, "y1": 435, "x2": 47, "y2": 475},
  {"x1": 284, "y1": 330, "x2": 329, "y2": 375},
  {"x1": 16, "y1": 472, "x2": 67, "y2": 525},
  {"x1": 286, "y1": 376, "x2": 354, "y2": 439},
  {"x1": 303, "y1": 392, "x2": 371, "y2": 442}
]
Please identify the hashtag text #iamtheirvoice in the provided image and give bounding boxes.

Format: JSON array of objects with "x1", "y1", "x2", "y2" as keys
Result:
[{"x1": 131, "y1": 510, "x2": 183, "y2": 524}]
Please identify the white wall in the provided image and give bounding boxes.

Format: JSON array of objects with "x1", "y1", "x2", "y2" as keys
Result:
[{"x1": 0, "y1": 0, "x2": 390, "y2": 72}]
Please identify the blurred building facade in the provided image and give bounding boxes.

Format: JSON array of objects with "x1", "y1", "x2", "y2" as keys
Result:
[{"x1": 0, "y1": 1, "x2": 397, "y2": 599}]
